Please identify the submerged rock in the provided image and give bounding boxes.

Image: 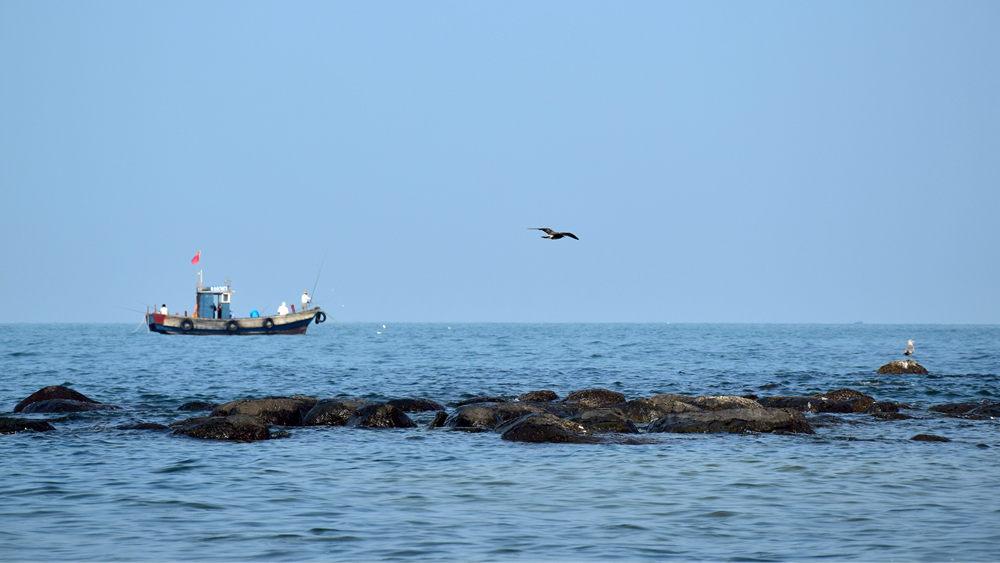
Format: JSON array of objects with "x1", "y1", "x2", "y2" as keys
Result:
[
  {"x1": 647, "y1": 408, "x2": 814, "y2": 434},
  {"x1": 444, "y1": 401, "x2": 551, "y2": 431},
  {"x1": 0, "y1": 417, "x2": 55, "y2": 434},
  {"x1": 812, "y1": 389, "x2": 875, "y2": 413},
  {"x1": 428, "y1": 411, "x2": 448, "y2": 429},
  {"x1": 117, "y1": 422, "x2": 169, "y2": 431},
  {"x1": 385, "y1": 398, "x2": 445, "y2": 412},
  {"x1": 564, "y1": 388, "x2": 626, "y2": 409},
  {"x1": 571, "y1": 408, "x2": 638, "y2": 433},
  {"x1": 177, "y1": 401, "x2": 217, "y2": 412},
  {"x1": 621, "y1": 395, "x2": 701, "y2": 423},
  {"x1": 15, "y1": 385, "x2": 100, "y2": 413},
  {"x1": 454, "y1": 395, "x2": 510, "y2": 407},
  {"x1": 518, "y1": 390, "x2": 558, "y2": 402},
  {"x1": 877, "y1": 360, "x2": 928, "y2": 375},
  {"x1": 498, "y1": 413, "x2": 600, "y2": 444},
  {"x1": 691, "y1": 395, "x2": 762, "y2": 411},
  {"x1": 911, "y1": 434, "x2": 951, "y2": 442},
  {"x1": 171, "y1": 415, "x2": 271, "y2": 442},
  {"x1": 20, "y1": 399, "x2": 117, "y2": 414},
  {"x1": 212, "y1": 396, "x2": 318, "y2": 426},
  {"x1": 929, "y1": 400, "x2": 1000, "y2": 420},
  {"x1": 303, "y1": 398, "x2": 371, "y2": 426},
  {"x1": 757, "y1": 396, "x2": 815, "y2": 411},
  {"x1": 347, "y1": 403, "x2": 416, "y2": 429}
]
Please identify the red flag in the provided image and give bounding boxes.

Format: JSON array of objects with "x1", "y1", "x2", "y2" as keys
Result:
[{"x1": 191, "y1": 250, "x2": 201, "y2": 265}]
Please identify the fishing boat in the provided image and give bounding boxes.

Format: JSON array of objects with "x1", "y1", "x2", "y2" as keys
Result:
[{"x1": 146, "y1": 279, "x2": 326, "y2": 336}]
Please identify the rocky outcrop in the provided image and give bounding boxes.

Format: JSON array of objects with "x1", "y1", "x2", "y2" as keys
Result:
[
  {"x1": 211, "y1": 396, "x2": 317, "y2": 426},
  {"x1": 759, "y1": 389, "x2": 875, "y2": 414},
  {"x1": 911, "y1": 434, "x2": 950, "y2": 442},
  {"x1": 454, "y1": 396, "x2": 510, "y2": 406},
  {"x1": 171, "y1": 415, "x2": 271, "y2": 442},
  {"x1": 621, "y1": 395, "x2": 701, "y2": 423},
  {"x1": 498, "y1": 413, "x2": 600, "y2": 444},
  {"x1": 929, "y1": 400, "x2": 1000, "y2": 420},
  {"x1": 0, "y1": 417, "x2": 55, "y2": 434},
  {"x1": 444, "y1": 401, "x2": 553, "y2": 431},
  {"x1": 428, "y1": 411, "x2": 448, "y2": 429},
  {"x1": 178, "y1": 401, "x2": 217, "y2": 412},
  {"x1": 346, "y1": 404, "x2": 416, "y2": 429},
  {"x1": 303, "y1": 398, "x2": 371, "y2": 426},
  {"x1": 691, "y1": 395, "x2": 762, "y2": 411},
  {"x1": 14, "y1": 385, "x2": 100, "y2": 413},
  {"x1": 518, "y1": 390, "x2": 558, "y2": 402},
  {"x1": 564, "y1": 388, "x2": 626, "y2": 409},
  {"x1": 757, "y1": 396, "x2": 815, "y2": 410},
  {"x1": 571, "y1": 408, "x2": 638, "y2": 433},
  {"x1": 647, "y1": 408, "x2": 814, "y2": 434},
  {"x1": 877, "y1": 360, "x2": 928, "y2": 375},
  {"x1": 385, "y1": 398, "x2": 445, "y2": 412},
  {"x1": 20, "y1": 399, "x2": 117, "y2": 414}
]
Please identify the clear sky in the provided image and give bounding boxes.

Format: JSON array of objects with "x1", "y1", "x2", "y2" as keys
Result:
[{"x1": 1, "y1": 1, "x2": 998, "y2": 323}]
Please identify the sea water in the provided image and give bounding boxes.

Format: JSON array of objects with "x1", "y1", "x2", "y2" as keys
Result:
[{"x1": 1, "y1": 323, "x2": 998, "y2": 560}]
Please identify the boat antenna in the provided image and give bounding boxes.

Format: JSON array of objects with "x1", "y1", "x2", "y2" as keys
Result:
[{"x1": 310, "y1": 251, "x2": 327, "y2": 304}]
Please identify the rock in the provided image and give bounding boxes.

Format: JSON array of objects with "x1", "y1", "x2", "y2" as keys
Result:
[
  {"x1": 571, "y1": 408, "x2": 638, "y2": 433},
  {"x1": 428, "y1": 411, "x2": 448, "y2": 429},
  {"x1": 20, "y1": 399, "x2": 117, "y2": 414},
  {"x1": 385, "y1": 398, "x2": 445, "y2": 412},
  {"x1": 15, "y1": 385, "x2": 100, "y2": 413},
  {"x1": 564, "y1": 388, "x2": 626, "y2": 409},
  {"x1": 647, "y1": 408, "x2": 814, "y2": 434},
  {"x1": 454, "y1": 396, "x2": 509, "y2": 406},
  {"x1": 346, "y1": 403, "x2": 416, "y2": 429},
  {"x1": 812, "y1": 389, "x2": 875, "y2": 413},
  {"x1": 929, "y1": 400, "x2": 1000, "y2": 420},
  {"x1": 871, "y1": 412, "x2": 913, "y2": 421},
  {"x1": 0, "y1": 417, "x2": 55, "y2": 434},
  {"x1": 867, "y1": 401, "x2": 900, "y2": 414},
  {"x1": 877, "y1": 360, "x2": 928, "y2": 375},
  {"x1": 691, "y1": 395, "x2": 763, "y2": 411},
  {"x1": 911, "y1": 434, "x2": 950, "y2": 442},
  {"x1": 758, "y1": 396, "x2": 816, "y2": 411},
  {"x1": 302, "y1": 398, "x2": 371, "y2": 426},
  {"x1": 117, "y1": 422, "x2": 169, "y2": 431},
  {"x1": 444, "y1": 401, "x2": 552, "y2": 431},
  {"x1": 211, "y1": 396, "x2": 318, "y2": 426},
  {"x1": 621, "y1": 395, "x2": 701, "y2": 423},
  {"x1": 178, "y1": 401, "x2": 217, "y2": 412},
  {"x1": 518, "y1": 390, "x2": 558, "y2": 402},
  {"x1": 171, "y1": 415, "x2": 271, "y2": 442},
  {"x1": 498, "y1": 413, "x2": 600, "y2": 444}
]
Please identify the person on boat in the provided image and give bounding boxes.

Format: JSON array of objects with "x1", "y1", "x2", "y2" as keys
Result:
[
  {"x1": 301, "y1": 290, "x2": 311, "y2": 311},
  {"x1": 160, "y1": 304, "x2": 168, "y2": 315},
  {"x1": 277, "y1": 302, "x2": 289, "y2": 316}
]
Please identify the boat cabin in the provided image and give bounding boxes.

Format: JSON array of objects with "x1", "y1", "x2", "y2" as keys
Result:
[{"x1": 196, "y1": 283, "x2": 233, "y2": 319}]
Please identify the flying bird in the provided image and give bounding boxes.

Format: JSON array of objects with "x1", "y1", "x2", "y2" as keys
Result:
[
  {"x1": 530, "y1": 227, "x2": 579, "y2": 240},
  {"x1": 903, "y1": 339, "x2": 915, "y2": 356}
]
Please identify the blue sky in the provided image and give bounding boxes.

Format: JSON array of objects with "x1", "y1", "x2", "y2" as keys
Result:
[{"x1": 1, "y1": 1, "x2": 998, "y2": 323}]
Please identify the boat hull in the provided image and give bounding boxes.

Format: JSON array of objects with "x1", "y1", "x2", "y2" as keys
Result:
[{"x1": 146, "y1": 309, "x2": 324, "y2": 336}]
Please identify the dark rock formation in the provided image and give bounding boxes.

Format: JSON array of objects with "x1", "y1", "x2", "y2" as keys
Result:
[
  {"x1": 454, "y1": 396, "x2": 509, "y2": 407},
  {"x1": 563, "y1": 388, "x2": 626, "y2": 409},
  {"x1": 498, "y1": 413, "x2": 600, "y2": 444},
  {"x1": 117, "y1": 422, "x2": 169, "y2": 431},
  {"x1": 621, "y1": 395, "x2": 701, "y2": 423},
  {"x1": 571, "y1": 408, "x2": 638, "y2": 433},
  {"x1": 178, "y1": 401, "x2": 217, "y2": 412},
  {"x1": 929, "y1": 400, "x2": 1000, "y2": 420},
  {"x1": 758, "y1": 396, "x2": 815, "y2": 410},
  {"x1": 0, "y1": 417, "x2": 55, "y2": 434},
  {"x1": 15, "y1": 385, "x2": 100, "y2": 413},
  {"x1": 518, "y1": 390, "x2": 558, "y2": 402},
  {"x1": 303, "y1": 398, "x2": 371, "y2": 426},
  {"x1": 385, "y1": 398, "x2": 445, "y2": 412},
  {"x1": 911, "y1": 434, "x2": 950, "y2": 442},
  {"x1": 211, "y1": 396, "x2": 318, "y2": 426},
  {"x1": 691, "y1": 395, "x2": 763, "y2": 411},
  {"x1": 20, "y1": 399, "x2": 117, "y2": 414},
  {"x1": 647, "y1": 408, "x2": 814, "y2": 434},
  {"x1": 346, "y1": 403, "x2": 416, "y2": 429},
  {"x1": 871, "y1": 412, "x2": 913, "y2": 421},
  {"x1": 877, "y1": 360, "x2": 928, "y2": 375},
  {"x1": 812, "y1": 389, "x2": 875, "y2": 413},
  {"x1": 171, "y1": 415, "x2": 271, "y2": 442},
  {"x1": 444, "y1": 401, "x2": 555, "y2": 431},
  {"x1": 428, "y1": 411, "x2": 448, "y2": 429}
]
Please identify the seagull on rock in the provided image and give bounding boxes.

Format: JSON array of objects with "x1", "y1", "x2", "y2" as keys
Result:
[{"x1": 530, "y1": 227, "x2": 579, "y2": 240}]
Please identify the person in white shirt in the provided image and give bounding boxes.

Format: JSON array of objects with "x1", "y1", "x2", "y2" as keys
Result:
[
  {"x1": 301, "y1": 290, "x2": 311, "y2": 311},
  {"x1": 277, "y1": 302, "x2": 289, "y2": 316},
  {"x1": 160, "y1": 304, "x2": 168, "y2": 315}
]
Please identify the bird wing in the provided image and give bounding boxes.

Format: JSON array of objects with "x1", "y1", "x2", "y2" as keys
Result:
[
  {"x1": 562, "y1": 232, "x2": 579, "y2": 240},
  {"x1": 530, "y1": 227, "x2": 556, "y2": 235}
]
